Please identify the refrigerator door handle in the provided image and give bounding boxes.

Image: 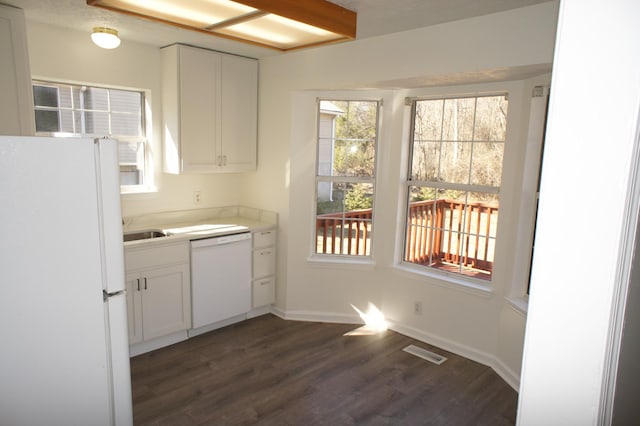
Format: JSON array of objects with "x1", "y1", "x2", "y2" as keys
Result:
[{"x1": 103, "y1": 289, "x2": 125, "y2": 302}]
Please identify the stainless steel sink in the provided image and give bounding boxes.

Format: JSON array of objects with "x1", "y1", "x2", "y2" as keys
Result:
[{"x1": 123, "y1": 229, "x2": 168, "y2": 242}]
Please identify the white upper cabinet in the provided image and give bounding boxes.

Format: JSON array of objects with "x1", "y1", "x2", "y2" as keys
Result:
[
  {"x1": 0, "y1": 4, "x2": 35, "y2": 136},
  {"x1": 162, "y1": 44, "x2": 258, "y2": 174}
]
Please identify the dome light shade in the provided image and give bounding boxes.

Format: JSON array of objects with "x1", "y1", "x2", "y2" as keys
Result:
[{"x1": 91, "y1": 27, "x2": 121, "y2": 49}]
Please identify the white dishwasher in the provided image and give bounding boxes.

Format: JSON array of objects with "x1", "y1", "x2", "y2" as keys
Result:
[{"x1": 190, "y1": 232, "x2": 251, "y2": 331}]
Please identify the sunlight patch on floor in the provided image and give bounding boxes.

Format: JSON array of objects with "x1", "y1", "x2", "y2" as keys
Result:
[{"x1": 344, "y1": 302, "x2": 388, "y2": 336}]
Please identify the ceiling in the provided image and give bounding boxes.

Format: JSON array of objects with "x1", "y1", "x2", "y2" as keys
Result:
[{"x1": 3, "y1": 0, "x2": 552, "y2": 58}]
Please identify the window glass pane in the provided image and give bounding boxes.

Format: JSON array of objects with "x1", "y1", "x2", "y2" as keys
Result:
[
  {"x1": 411, "y1": 141, "x2": 440, "y2": 181},
  {"x1": 334, "y1": 101, "x2": 377, "y2": 140},
  {"x1": 405, "y1": 185, "x2": 439, "y2": 268},
  {"x1": 470, "y1": 142, "x2": 504, "y2": 186},
  {"x1": 442, "y1": 97, "x2": 475, "y2": 141},
  {"x1": 331, "y1": 138, "x2": 375, "y2": 177},
  {"x1": 414, "y1": 100, "x2": 443, "y2": 141},
  {"x1": 110, "y1": 90, "x2": 141, "y2": 114},
  {"x1": 315, "y1": 181, "x2": 373, "y2": 256},
  {"x1": 320, "y1": 100, "x2": 377, "y2": 178},
  {"x1": 34, "y1": 110, "x2": 60, "y2": 132},
  {"x1": 59, "y1": 110, "x2": 75, "y2": 133},
  {"x1": 405, "y1": 188, "x2": 497, "y2": 280},
  {"x1": 118, "y1": 140, "x2": 143, "y2": 165},
  {"x1": 474, "y1": 96, "x2": 508, "y2": 141},
  {"x1": 119, "y1": 141, "x2": 144, "y2": 186},
  {"x1": 33, "y1": 86, "x2": 58, "y2": 107},
  {"x1": 111, "y1": 112, "x2": 141, "y2": 136},
  {"x1": 317, "y1": 137, "x2": 333, "y2": 177},
  {"x1": 83, "y1": 111, "x2": 110, "y2": 135},
  {"x1": 82, "y1": 87, "x2": 109, "y2": 111},
  {"x1": 120, "y1": 168, "x2": 142, "y2": 186},
  {"x1": 439, "y1": 141, "x2": 471, "y2": 184},
  {"x1": 59, "y1": 86, "x2": 75, "y2": 110}
]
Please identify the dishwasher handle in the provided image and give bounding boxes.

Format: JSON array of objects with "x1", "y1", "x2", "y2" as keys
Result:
[{"x1": 190, "y1": 232, "x2": 251, "y2": 248}]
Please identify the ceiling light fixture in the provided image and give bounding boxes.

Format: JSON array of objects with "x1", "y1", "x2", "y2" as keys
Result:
[
  {"x1": 91, "y1": 27, "x2": 121, "y2": 49},
  {"x1": 87, "y1": 0, "x2": 356, "y2": 51}
]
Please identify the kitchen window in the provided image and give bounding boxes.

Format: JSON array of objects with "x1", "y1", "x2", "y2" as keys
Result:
[
  {"x1": 404, "y1": 94, "x2": 508, "y2": 281},
  {"x1": 32, "y1": 80, "x2": 149, "y2": 192},
  {"x1": 314, "y1": 99, "x2": 379, "y2": 258}
]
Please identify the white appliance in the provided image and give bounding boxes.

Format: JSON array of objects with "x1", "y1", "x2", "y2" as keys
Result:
[
  {"x1": 0, "y1": 136, "x2": 133, "y2": 425},
  {"x1": 190, "y1": 232, "x2": 252, "y2": 333}
]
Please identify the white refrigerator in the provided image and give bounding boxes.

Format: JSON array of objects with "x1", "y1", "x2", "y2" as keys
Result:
[{"x1": 0, "y1": 136, "x2": 133, "y2": 425}]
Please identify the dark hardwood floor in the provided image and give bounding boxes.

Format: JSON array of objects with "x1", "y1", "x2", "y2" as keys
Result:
[{"x1": 131, "y1": 314, "x2": 517, "y2": 425}]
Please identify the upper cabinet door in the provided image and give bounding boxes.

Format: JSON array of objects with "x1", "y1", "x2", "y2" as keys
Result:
[
  {"x1": 179, "y1": 46, "x2": 221, "y2": 172},
  {"x1": 221, "y1": 54, "x2": 258, "y2": 172},
  {"x1": 0, "y1": 4, "x2": 35, "y2": 136},
  {"x1": 162, "y1": 44, "x2": 258, "y2": 174}
]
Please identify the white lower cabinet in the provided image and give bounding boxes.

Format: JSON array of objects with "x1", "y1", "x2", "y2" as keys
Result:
[
  {"x1": 252, "y1": 229, "x2": 276, "y2": 307},
  {"x1": 125, "y1": 242, "x2": 191, "y2": 345}
]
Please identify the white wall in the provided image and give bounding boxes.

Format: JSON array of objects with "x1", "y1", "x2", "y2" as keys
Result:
[
  {"x1": 518, "y1": 0, "x2": 640, "y2": 423},
  {"x1": 21, "y1": 1, "x2": 562, "y2": 390},
  {"x1": 25, "y1": 22, "x2": 247, "y2": 217},
  {"x1": 246, "y1": 1, "x2": 559, "y2": 388}
]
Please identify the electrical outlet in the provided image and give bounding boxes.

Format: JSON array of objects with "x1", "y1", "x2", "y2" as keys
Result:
[
  {"x1": 414, "y1": 301, "x2": 423, "y2": 315},
  {"x1": 193, "y1": 190, "x2": 201, "y2": 204}
]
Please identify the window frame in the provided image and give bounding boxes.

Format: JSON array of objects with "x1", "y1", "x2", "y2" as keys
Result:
[
  {"x1": 31, "y1": 79, "x2": 152, "y2": 194},
  {"x1": 401, "y1": 92, "x2": 509, "y2": 284},
  {"x1": 312, "y1": 98, "x2": 381, "y2": 261}
]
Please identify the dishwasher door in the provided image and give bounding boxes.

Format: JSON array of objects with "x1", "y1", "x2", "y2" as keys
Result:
[{"x1": 190, "y1": 232, "x2": 251, "y2": 329}]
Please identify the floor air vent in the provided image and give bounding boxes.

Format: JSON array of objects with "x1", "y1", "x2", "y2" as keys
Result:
[{"x1": 403, "y1": 345, "x2": 448, "y2": 365}]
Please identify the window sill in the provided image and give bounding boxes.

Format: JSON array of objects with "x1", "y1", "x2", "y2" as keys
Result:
[
  {"x1": 307, "y1": 254, "x2": 376, "y2": 270},
  {"x1": 393, "y1": 263, "x2": 494, "y2": 298},
  {"x1": 120, "y1": 185, "x2": 157, "y2": 196},
  {"x1": 506, "y1": 296, "x2": 528, "y2": 316}
]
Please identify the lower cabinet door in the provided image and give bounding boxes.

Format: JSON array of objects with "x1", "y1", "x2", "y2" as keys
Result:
[
  {"x1": 125, "y1": 272, "x2": 143, "y2": 344},
  {"x1": 140, "y1": 264, "x2": 191, "y2": 341}
]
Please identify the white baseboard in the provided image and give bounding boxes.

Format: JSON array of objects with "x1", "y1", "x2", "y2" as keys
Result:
[
  {"x1": 271, "y1": 308, "x2": 363, "y2": 325},
  {"x1": 129, "y1": 331, "x2": 189, "y2": 357},
  {"x1": 188, "y1": 313, "x2": 247, "y2": 337},
  {"x1": 247, "y1": 305, "x2": 271, "y2": 318},
  {"x1": 271, "y1": 307, "x2": 520, "y2": 391},
  {"x1": 388, "y1": 320, "x2": 520, "y2": 391}
]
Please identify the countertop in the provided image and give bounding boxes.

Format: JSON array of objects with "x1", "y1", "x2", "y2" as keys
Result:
[{"x1": 123, "y1": 206, "x2": 277, "y2": 249}]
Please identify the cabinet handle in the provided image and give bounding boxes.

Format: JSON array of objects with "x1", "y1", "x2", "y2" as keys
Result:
[
  {"x1": 136, "y1": 278, "x2": 140, "y2": 292},
  {"x1": 144, "y1": 277, "x2": 148, "y2": 290},
  {"x1": 261, "y1": 231, "x2": 271, "y2": 236},
  {"x1": 260, "y1": 280, "x2": 269, "y2": 286},
  {"x1": 261, "y1": 250, "x2": 272, "y2": 256}
]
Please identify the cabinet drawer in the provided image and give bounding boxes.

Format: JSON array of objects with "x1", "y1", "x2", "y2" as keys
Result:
[
  {"x1": 125, "y1": 242, "x2": 189, "y2": 271},
  {"x1": 253, "y1": 230, "x2": 275, "y2": 248},
  {"x1": 252, "y1": 248, "x2": 275, "y2": 278},
  {"x1": 252, "y1": 277, "x2": 275, "y2": 307}
]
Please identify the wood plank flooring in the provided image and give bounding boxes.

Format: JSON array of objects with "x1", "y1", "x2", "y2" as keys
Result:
[{"x1": 131, "y1": 314, "x2": 517, "y2": 425}]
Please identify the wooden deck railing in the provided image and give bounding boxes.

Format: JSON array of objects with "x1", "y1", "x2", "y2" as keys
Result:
[
  {"x1": 315, "y1": 209, "x2": 372, "y2": 256},
  {"x1": 316, "y1": 199, "x2": 498, "y2": 279}
]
